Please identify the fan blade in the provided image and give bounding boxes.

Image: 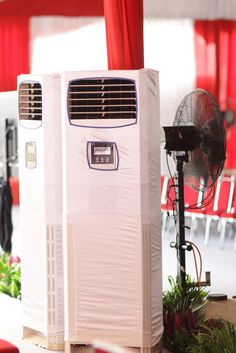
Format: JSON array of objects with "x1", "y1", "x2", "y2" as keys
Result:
[
  {"x1": 173, "y1": 89, "x2": 226, "y2": 191},
  {"x1": 183, "y1": 147, "x2": 210, "y2": 190}
]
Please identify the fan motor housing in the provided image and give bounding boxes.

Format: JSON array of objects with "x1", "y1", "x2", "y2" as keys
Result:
[{"x1": 163, "y1": 125, "x2": 200, "y2": 152}]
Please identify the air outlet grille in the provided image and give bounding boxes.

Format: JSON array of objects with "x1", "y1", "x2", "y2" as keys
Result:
[
  {"x1": 19, "y1": 81, "x2": 42, "y2": 121},
  {"x1": 68, "y1": 78, "x2": 137, "y2": 120}
]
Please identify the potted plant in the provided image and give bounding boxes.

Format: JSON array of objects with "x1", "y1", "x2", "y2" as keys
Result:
[
  {"x1": 0, "y1": 253, "x2": 21, "y2": 299},
  {"x1": 187, "y1": 318, "x2": 236, "y2": 353},
  {"x1": 163, "y1": 276, "x2": 207, "y2": 353}
]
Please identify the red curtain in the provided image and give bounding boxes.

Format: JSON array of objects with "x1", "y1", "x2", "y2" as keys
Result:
[
  {"x1": 0, "y1": 17, "x2": 30, "y2": 92},
  {"x1": 195, "y1": 20, "x2": 236, "y2": 169},
  {"x1": 103, "y1": 0, "x2": 144, "y2": 70},
  {"x1": 0, "y1": 0, "x2": 104, "y2": 16}
]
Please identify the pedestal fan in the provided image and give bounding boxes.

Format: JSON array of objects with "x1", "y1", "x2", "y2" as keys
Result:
[{"x1": 162, "y1": 89, "x2": 226, "y2": 285}]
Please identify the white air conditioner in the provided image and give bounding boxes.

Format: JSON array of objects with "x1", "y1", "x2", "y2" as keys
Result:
[
  {"x1": 61, "y1": 69, "x2": 163, "y2": 351},
  {"x1": 18, "y1": 74, "x2": 64, "y2": 348}
]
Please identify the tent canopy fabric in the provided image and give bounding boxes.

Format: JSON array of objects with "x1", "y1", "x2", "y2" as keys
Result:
[
  {"x1": 0, "y1": 0, "x2": 144, "y2": 90},
  {"x1": 1, "y1": 0, "x2": 236, "y2": 18},
  {"x1": 0, "y1": 0, "x2": 104, "y2": 16},
  {"x1": 144, "y1": 0, "x2": 236, "y2": 19}
]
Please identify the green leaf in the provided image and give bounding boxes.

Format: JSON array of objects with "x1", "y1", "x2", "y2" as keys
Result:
[
  {"x1": 0, "y1": 260, "x2": 8, "y2": 274},
  {"x1": 10, "y1": 281, "x2": 19, "y2": 298},
  {"x1": 0, "y1": 282, "x2": 11, "y2": 296},
  {"x1": 163, "y1": 275, "x2": 208, "y2": 352},
  {"x1": 0, "y1": 252, "x2": 21, "y2": 300}
]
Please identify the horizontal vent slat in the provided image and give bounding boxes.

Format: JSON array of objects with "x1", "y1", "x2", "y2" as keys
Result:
[
  {"x1": 19, "y1": 94, "x2": 42, "y2": 98},
  {"x1": 69, "y1": 78, "x2": 134, "y2": 85},
  {"x1": 68, "y1": 93, "x2": 136, "y2": 100},
  {"x1": 70, "y1": 114, "x2": 136, "y2": 120},
  {"x1": 20, "y1": 109, "x2": 42, "y2": 113},
  {"x1": 19, "y1": 102, "x2": 42, "y2": 106},
  {"x1": 69, "y1": 90, "x2": 136, "y2": 94},
  {"x1": 19, "y1": 88, "x2": 42, "y2": 91},
  {"x1": 68, "y1": 97, "x2": 136, "y2": 101},
  {"x1": 19, "y1": 81, "x2": 42, "y2": 121},
  {"x1": 68, "y1": 78, "x2": 137, "y2": 121},
  {"x1": 19, "y1": 112, "x2": 42, "y2": 116},
  {"x1": 69, "y1": 108, "x2": 136, "y2": 113},
  {"x1": 70, "y1": 83, "x2": 134, "y2": 87},
  {"x1": 70, "y1": 111, "x2": 136, "y2": 115},
  {"x1": 68, "y1": 104, "x2": 136, "y2": 108}
]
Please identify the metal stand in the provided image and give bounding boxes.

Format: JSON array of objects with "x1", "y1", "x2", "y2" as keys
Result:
[
  {"x1": 176, "y1": 155, "x2": 187, "y2": 285},
  {"x1": 170, "y1": 153, "x2": 192, "y2": 286},
  {"x1": 169, "y1": 153, "x2": 212, "y2": 288}
]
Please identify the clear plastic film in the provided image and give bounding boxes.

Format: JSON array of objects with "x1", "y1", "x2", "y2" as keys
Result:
[{"x1": 62, "y1": 69, "x2": 163, "y2": 347}]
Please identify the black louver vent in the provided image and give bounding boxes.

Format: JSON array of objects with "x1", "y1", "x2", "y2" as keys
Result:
[
  {"x1": 19, "y1": 82, "x2": 42, "y2": 121},
  {"x1": 68, "y1": 78, "x2": 137, "y2": 120}
]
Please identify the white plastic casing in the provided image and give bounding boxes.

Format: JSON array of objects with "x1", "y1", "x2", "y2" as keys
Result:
[
  {"x1": 61, "y1": 69, "x2": 163, "y2": 347},
  {"x1": 18, "y1": 74, "x2": 64, "y2": 345}
]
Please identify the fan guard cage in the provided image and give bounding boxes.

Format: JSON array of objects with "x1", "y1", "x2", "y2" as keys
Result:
[{"x1": 173, "y1": 89, "x2": 226, "y2": 191}]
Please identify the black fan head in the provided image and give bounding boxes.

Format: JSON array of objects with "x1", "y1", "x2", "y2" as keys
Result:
[{"x1": 173, "y1": 89, "x2": 226, "y2": 190}]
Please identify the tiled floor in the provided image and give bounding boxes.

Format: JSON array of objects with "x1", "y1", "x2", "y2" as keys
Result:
[
  {"x1": 0, "y1": 293, "x2": 62, "y2": 353},
  {"x1": 162, "y1": 217, "x2": 236, "y2": 297},
  {"x1": 2, "y1": 207, "x2": 236, "y2": 353}
]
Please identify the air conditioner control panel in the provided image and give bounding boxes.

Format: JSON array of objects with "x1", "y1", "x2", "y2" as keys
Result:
[
  {"x1": 25, "y1": 141, "x2": 37, "y2": 169},
  {"x1": 87, "y1": 141, "x2": 119, "y2": 170}
]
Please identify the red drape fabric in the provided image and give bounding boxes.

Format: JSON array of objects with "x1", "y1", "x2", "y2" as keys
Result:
[
  {"x1": 0, "y1": 16, "x2": 30, "y2": 92},
  {"x1": 0, "y1": 0, "x2": 104, "y2": 16},
  {"x1": 103, "y1": 0, "x2": 144, "y2": 70},
  {"x1": 195, "y1": 20, "x2": 236, "y2": 169}
]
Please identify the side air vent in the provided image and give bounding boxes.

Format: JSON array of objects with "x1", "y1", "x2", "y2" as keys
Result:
[
  {"x1": 68, "y1": 78, "x2": 137, "y2": 121},
  {"x1": 19, "y1": 81, "x2": 42, "y2": 121}
]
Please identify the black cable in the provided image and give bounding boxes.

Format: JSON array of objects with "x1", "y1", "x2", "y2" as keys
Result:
[
  {"x1": 185, "y1": 183, "x2": 216, "y2": 210},
  {"x1": 166, "y1": 151, "x2": 178, "y2": 223}
]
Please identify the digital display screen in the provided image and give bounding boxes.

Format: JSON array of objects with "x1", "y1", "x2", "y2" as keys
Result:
[
  {"x1": 94, "y1": 146, "x2": 111, "y2": 156},
  {"x1": 91, "y1": 143, "x2": 114, "y2": 164}
]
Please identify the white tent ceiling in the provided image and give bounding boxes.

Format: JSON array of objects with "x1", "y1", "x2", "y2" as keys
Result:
[{"x1": 144, "y1": 0, "x2": 236, "y2": 19}]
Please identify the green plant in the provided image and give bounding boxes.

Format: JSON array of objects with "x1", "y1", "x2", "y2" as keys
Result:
[
  {"x1": 187, "y1": 318, "x2": 236, "y2": 353},
  {"x1": 0, "y1": 253, "x2": 21, "y2": 299},
  {"x1": 163, "y1": 276, "x2": 208, "y2": 353}
]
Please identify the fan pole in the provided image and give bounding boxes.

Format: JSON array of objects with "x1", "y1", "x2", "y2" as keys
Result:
[{"x1": 176, "y1": 155, "x2": 187, "y2": 286}]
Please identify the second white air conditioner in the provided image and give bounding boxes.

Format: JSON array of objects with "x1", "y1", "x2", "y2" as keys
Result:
[{"x1": 18, "y1": 73, "x2": 64, "y2": 349}]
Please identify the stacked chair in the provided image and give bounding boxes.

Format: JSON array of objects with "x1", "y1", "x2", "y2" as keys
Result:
[
  {"x1": 184, "y1": 182, "x2": 204, "y2": 240},
  {"x1": 218, "y1": 176, "x2": 236, "y2": 248},
  {"x1": 161, "y1": 172, "x2": 236, "y2": 249},
  {"x1": 203, "y1": 175, "x2": 234, "y2": 246}
]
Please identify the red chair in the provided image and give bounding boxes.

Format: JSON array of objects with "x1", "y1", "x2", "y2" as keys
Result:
[
  {"x1": 218, "y1": 176, "x2": 236, "y2": 248},
  {"x1": 204, "y1": 176, "x2": 234, "y2": 246},
  {"x1": 184, "y1": 183, "x2": 203, "y2": 240},
  {"x1": 182, "y1": 179, "x2": 217, "y2": 243},
  {"x1": 0, "y1": 339, "x2": 19, "y2": 353}
]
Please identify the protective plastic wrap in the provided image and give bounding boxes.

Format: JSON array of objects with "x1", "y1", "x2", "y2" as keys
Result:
[
  {"x1": 61, "y1": 69, "x2": 163, "y2": 348},
  {"x1": 18, "y1": 74, "x2": 64, "y2": 346}
]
